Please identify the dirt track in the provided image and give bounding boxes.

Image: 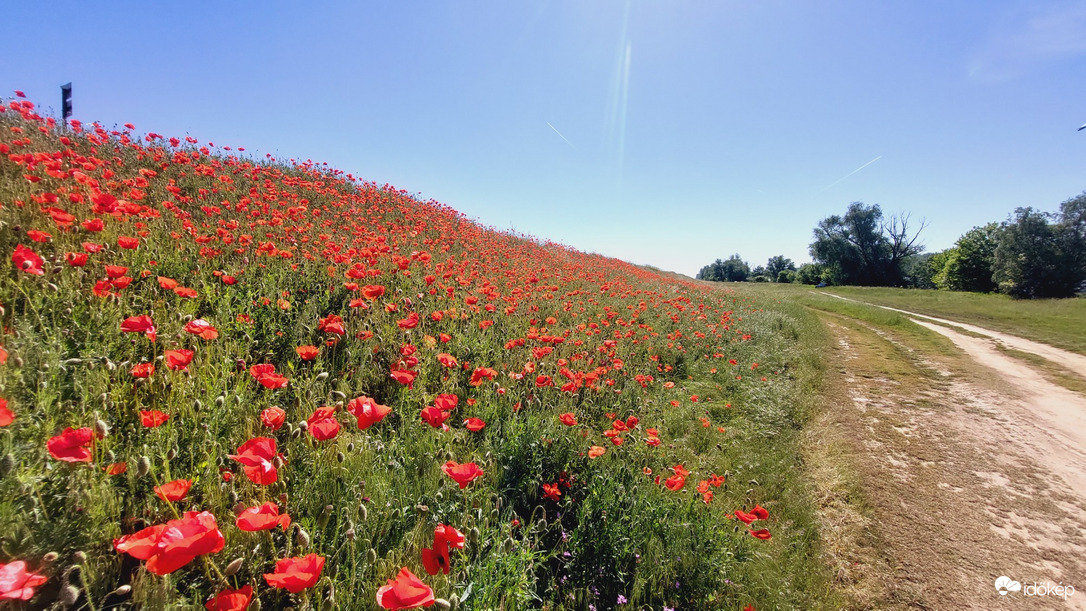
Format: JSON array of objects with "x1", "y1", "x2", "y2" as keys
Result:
[{"x1": 812, "y1": 297, "x2": 1086, "y2": 610}]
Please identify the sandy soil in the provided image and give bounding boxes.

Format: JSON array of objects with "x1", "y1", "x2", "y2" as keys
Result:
[{"x1": 813, "y1": 302, "x2": 1086, "y2": 610}]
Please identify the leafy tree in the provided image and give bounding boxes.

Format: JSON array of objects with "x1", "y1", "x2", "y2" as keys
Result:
[
  {"x1": 795, "y1": 263, "x2": 824, "y2": 285},
  {"x1": 938, "y1": 223, "x2": 1001, "y2": 292},
  {"x1": 809, "y1": 202, "x2": 926, "y2": 286},
  {"x1": 993, "y1": 205, "x2": 1083, "y2": 298},
  {"x1": 765, "y1": 255, "x2": 796, "y2": 281},
  {"x1": 776, "y1": 269, "x2": 797, "y2": 283},
  {"x1": 750, "y1": 265, "x2": 768, "y2": 281},
  {"x1": 696, "y1": 254, "x2": 749, "y2": 282},
  {"x1": 902, "y1": 252, "x2": 941, "y2": 289}
]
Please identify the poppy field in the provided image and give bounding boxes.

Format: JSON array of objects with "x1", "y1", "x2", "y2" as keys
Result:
[{"x1": 0, "y1": 93, "x2": 832, "y2": 609}]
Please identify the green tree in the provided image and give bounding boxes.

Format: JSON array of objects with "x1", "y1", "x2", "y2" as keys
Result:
[
  {"x1": 766, "y1": 255, "x2": 796, "y2": 282},
  {"x1": 795, "y1": 263, "x2": 824, "y2": 285},
  {"x1": 696, "y1": 254, "x2": 750, "y2": 282},
  {"x1": 809, "y1": 202, "x2": 926, "y2": 286},
  {"x1": 993, "y1": 205, "x2": 1083, "y2": 298},
  {"x1": 938, "y1": 223, "x2": 1001, "y2": 292}
]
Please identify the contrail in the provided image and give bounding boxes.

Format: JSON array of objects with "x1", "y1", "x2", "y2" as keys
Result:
[
  {"x1": 546, "y1": 122, "x2": 575, "y2": 149},
  {"x1": 821, "y1": 155, "x2": 882, "y2": 192}
]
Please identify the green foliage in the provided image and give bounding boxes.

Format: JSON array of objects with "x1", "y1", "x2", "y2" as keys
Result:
[
  {"x1": 697, "y1": 254, "x2": 750, "y2": 282},
  {"x1": 766, "y1": 256, "x2": 796, "y2": 281},
  {"x1": 938, "y1": 223, "x2": 1001, "y2": 293},
  {"x1": 809, "y1": 202, "x2": 925, "y2": 286},
  {"x1": 794, "y1": 263, "x2": 824, "y2": 285},
  {"x1": 994, "y1": 204, "x2": 1084, "y2": 298}
]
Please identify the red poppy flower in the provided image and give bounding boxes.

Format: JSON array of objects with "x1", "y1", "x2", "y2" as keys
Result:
[
  {"x1": 104, "y1": 265, "x2": 128, "y2": 278},
  {"x1": 157, "y1": 276, "x2": 179, "y2": 290},
  {"x1": 260, "y1": 406, "x2": 286, "y2": 430},
  {"x1": 347, "y1": 395, "x2": 392, "y2": 430},
  {"x1": 105, "y1": 462, "x2": 127, "y2": 476},
  {"x1": 120, "y1": 315, "x2": 157, "y2": 341},
  {"x1": 361, "y1": 285, "x2": 386, "y2": 299},
  {"x1": 154, "y1": 479, "x2": 192, "y2": 502},
  {"x1": 436, "y1": 353, "x2": 457, "y2": 368},
  {"x1": 174, "y1": 286, "x2": 198, "y2": 299},
  {"x1": 587, "y1": 446, "x2": 606, "y2": 459},
  {"x1": 665, "y1": 474, "x2": 686, "y2": 491},
  {"x1": 0, "y1": 561, "x2": 48, "y2": 600},
  {"x1": 434, "y1": 524, "x2": 465, "y2": 550},
  {"x1": 295, "y1": 345, "x2": 319, "y2": 360},
  {"x1": 11, "y1": 244, "x2": 44, "y2": 276},
  {"x1": 463, "y1": 417, "x2": 486, "y2": 432},
  {"x1": 140, "y1": 410, "x2": 169, "y2": 428},
  {"x1": 420, "y1": 536, "x2": 450, "y2": 576},
  {"x1": 235, "y1": 502, "x2": 291, "y2": 532},
  {"x1": 421, "y1": 406, "x2": 451, "y2": 429},
  {"x1": 263, "y1": 553, "x2": 325, "y2": 593},
  {"x1": 257, "y1": 373, "x2": 288, "y2": 389},
  {"x1": 0, "y1": 398, "x2": 13, "y2": 427},
  {"x1": 558, "y1": 412, "x2": 578, "y2": 426},
  {"x1": 82, "y1": 218, "x2": 104, "y2": 232},
  {"x1": 184, "y1": 319, "x2": 219, "y2": 341},
  {"x1": 66, "y1": 252, "x2": 88, "y2": 267},
  {"x1": 114, "y1": 511, "x2": 225, "y2": 575},
  {"x1": 542, "y1": 482, "x2": 561, "y2": 501},
  {"x1": 433, "y1": 394, "x2": 458, "y2": 411},
  {"x1": 734, "y1": 510, "x2": 756, "y2": 525},
  {"x1": 130, "y1": 363, "x2": 155, "y2": 378},
  {"x1": 307, "y1": 406, "x2": 340, "y2": 440},
  {"x1": 376, "y1": 567, "x2": 434, "y2": 610},
  {"x1": 535, "y1": 375, "x2": 553, "y2": 387},
  {"x1": 47, "y1": 427, "x2": 95, "y2": 462},
  {"x1": 390, "y1": 366, "x2": 418, "y2": 388},
  {"x1": 751, "y1": 504, "x2": 769, "y2": 520},
  {"x1": 749, "y1": 528, "x2": 772, "y2": 540},
  {"x1": 317, "y1": 313, "x2": 345, "y2": 335},
  {"x1": 229, "y1": 437, "x2": 278, "y2": 485},
  {"x1": 117, "y1": 236, "x2": 139, "y2": 249},
  {"x1": 469, "y1": 367, "x2": 497, "y2": 387},
  {"x1": 164, "y1": 349, "x2": 194, "y2": 371},
  {"x1": 441, "y1": 461, "x2": 484, "y2": 489},
  {"x1": 25, "y1": 230, "x2": 51, "y2": 243},
  {"x1": 205, "y1": 585, "x2": 253, "y2": 611}
]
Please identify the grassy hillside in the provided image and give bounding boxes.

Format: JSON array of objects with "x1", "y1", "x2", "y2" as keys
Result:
[{"x1": 0, "y1": 97, "x2": 834, "y2": 609}]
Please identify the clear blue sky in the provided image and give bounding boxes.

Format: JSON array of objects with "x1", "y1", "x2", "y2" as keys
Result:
[{"x1": 3, "y1": 1, "x2": 1085, "y2": 276}]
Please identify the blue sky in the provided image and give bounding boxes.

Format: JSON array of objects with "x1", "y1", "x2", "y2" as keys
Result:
[{"x1": 3, "y1": 1, "x2": 1085, "y2": 276}]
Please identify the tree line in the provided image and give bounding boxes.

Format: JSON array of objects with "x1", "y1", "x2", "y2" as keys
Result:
[{"x1": 696, "y1": 192, "x2": 1086, "y2": 298}]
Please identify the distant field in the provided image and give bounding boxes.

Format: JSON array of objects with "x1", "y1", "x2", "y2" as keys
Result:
[{"x1": 732, "y1": 284, "x2": 1086, "y2": 356}]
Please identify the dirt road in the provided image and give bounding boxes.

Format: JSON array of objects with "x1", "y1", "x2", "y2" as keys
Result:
[{"x1": 809, "y1": 298, "x2": 1086, "y2": 610}]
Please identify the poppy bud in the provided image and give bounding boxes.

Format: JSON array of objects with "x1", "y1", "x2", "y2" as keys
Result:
[
  {"x1": 166, "y1": 447, "x2": 177, "y2": 460},
  {"x1": 319, "y1": 504, "x2": 333, "y2": 528},
  {"x1": 469, "y1": 527, "x2": 480, "y2": 544},
  {"x1": 12, "y1": 356, "x2": 22, "y2": 368},
  {"x1": 346, "y1": 442, "x2": 354, "y2": 453},
  {"x1": 280, "y1": 492, "x2": 289, "y2": 505},
  {"x1": 449, "y1": 594, "x2": 460, "y2": 610},
  {"x1": 331, "y1": 390, "x2": 346, "y2": 400},
  {"x1": 434, "y1": 599, "x2": 452, "y2": 611},
  {"x1": 366, "y1": 548, "x2": 377, "y2": 564},
  {"x1": 345, "y1": 526, "x2": 355, "y2": 540},
  {"x1": 51, "y1": 266, "x2": 63, "y2": 275},
  {"x1": 415, "y1": 504, "x2": 429, "y2": 515},
  {"x1": 336, "y1": 452, "x2": 344, "y2": 463},
  {"x1": 0, "y1": 453, "x2": 16, "y2": 476},
  {"x1": 95, "y1": 419, "x2": 110, "y2": 438},
  {"x1": 295, "y1": 527, "x2": 310, "y2": 548},
  {"x1": 215, "y1": 395, "x2": 225, "y2": 406},
  {"x1": 136, "y1": 456, "x2": 151, "y2": 477},
  {"x1": 359, "y1": 504, "x2": 368, "y2": 521},
  {"x1": 490, "y1": 509, "x2": 499, "y2": 521},
  {"x1": 41, "y1": 551, "x2": 59, "y2": 567},
  {"x1": 298, "y1": 420, "x2": 308, "y2": 431},
  {"x1": 73, "y1": 551, "x2": 87, "y2": 563},
  {"x1": 316, "y1": 372, "x2": 329, "y2": 381},
  {"x1": 60, "y1": 584, "x2": 80, "y2": 606},
  {"x1": 502, "y1": 537, "x2": 514, "y2": 552},
  {"x1": 111, "y1": 585, "x2": 132, "y2": 597},
  {"x1": 193, "y1": 399, "x2": 202, "y2": 412},
  {"x1": 250, "y1": 598, "x2": 261, "y2": 611},
  {"x1": 224, "y1": 557, "x2": 244, "y2": 576},
  {"x1": 48, "y1": 282, "x2": 59, "y2": 292}
]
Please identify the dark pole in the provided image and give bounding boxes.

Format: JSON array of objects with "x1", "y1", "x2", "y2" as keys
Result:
[{"x1": 60, "y1": 82, "x2": 72, "y2": 128}]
